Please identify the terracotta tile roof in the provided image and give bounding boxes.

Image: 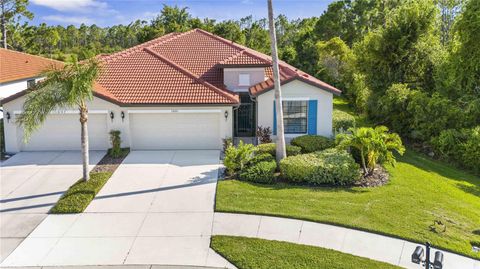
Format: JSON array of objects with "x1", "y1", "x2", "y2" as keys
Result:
[
  {"x1": 95, "y1": 28, "x2": 340, "y2": 104},
  {"x1": 0, "y1": 48, "x2": 63, "y2": 83},
  {"x1": 250, "y1": 61, "x2": 342, "y2": 96},
  {"x1": 219, "y1": 50, "x2": 272, "y2": 67}
]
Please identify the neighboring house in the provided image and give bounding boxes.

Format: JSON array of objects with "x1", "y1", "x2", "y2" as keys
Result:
[
  {"x1": 1, "y1": 29, "x2": 341, "y2": 153},
  {"x1": 0, "y1": 48, "x2": 63, "y2": 119}
]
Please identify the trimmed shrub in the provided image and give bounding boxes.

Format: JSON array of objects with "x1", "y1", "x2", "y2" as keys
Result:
[
  {"x1": 291, "y1": 135, "x2": 335, "y2": 153},
  {"x1": 240, "y1": 160, "x2": 277, "y2": 184},
  {"x1": 333, "y1": 110, "x2": 356, "y2": 131},
  {"x1": 256, "y1": 143, "x2": 301, "y2": 157},
  {"x1": 280, "y1": 148, "x2": 360, "y2": 185},
  {"x1": 249, "y1": 153, "x2": 275, "y2": 165},
  {"x1": 223, "y1": 141, "x2": 256, "y2": 176}
]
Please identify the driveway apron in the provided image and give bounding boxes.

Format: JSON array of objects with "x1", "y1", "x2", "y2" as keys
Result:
[
  {"x1": 0, "y1": 151, "x2": 105, "y2": 263},
  {"x1": 1, "y1": 150, "x2": 234, "y2": 268}
]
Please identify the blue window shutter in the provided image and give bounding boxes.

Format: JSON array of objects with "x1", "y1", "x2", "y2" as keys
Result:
[
  {"x1": 308, "y1": 100, "x2": 317, "y2": 135},
  {"x1": 273, "y1": 101, "x2": 277, "y2": 135}
]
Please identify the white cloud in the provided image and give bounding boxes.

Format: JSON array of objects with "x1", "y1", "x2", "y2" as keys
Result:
[
  {"x1": 42, "y1": 15, "x2": 95, "y2": 25},
  {"x1": 31, "y1": 0, "x2": 108, "y2": 12}
]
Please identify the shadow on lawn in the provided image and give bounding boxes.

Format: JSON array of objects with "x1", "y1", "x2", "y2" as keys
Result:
[
  {"x1": 397, "y1": 150, "x2": 480, "y2": 192},
  {"x1": 242, "y1": 181, "x2": 369, "y2": 194}
]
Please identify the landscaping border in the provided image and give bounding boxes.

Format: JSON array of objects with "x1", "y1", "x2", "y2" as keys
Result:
[{"x1": 50, "y1": 148, "x2": 130, "y2": 214}]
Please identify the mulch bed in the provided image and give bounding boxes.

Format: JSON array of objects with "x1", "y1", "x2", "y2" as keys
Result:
[
  {"x1": 354, "y1": 165, "x2": 390, "y2": 187},
  {"x1": 91, "y1": 149, "x2": 130, "y2": 173}
]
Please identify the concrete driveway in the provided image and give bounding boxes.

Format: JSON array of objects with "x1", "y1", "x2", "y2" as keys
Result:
[
  {"x1": 0, "y1": 151, "x2": 105, "y2": 262},
  {"x1": 1, "y1": 150, "x2": 234, "y2": 268}
]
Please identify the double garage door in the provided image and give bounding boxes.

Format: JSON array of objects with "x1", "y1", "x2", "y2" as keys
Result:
[
  {"x1": 19, "y1": 114, "x2": 110, "y2": 151},
  {"x1": 19, "y1": 112, "x2": 222, "y2": 151},
  {"x1": 129, "y1": 112, "x2": 221, "y2": 150}
]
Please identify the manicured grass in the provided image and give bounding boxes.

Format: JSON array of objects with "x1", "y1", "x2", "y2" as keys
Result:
[
  {"x1": 50, "y1": 149, "x2": 129, "y2": 214},
  {"x1": 333, "y1": 97, "x2": 371, "y2": 127},
  {"x1": 50, "y1": 171, "x2": 113, "y2": 213},
  {"x1": 216, "y1": 150, "x2": 480, "y2": 259},
  {"x1": 211, "y1": 236, "x2": 400, "y2": 269}
]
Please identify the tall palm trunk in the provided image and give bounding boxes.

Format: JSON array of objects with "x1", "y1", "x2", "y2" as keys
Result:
[
  {"x1": 267, "y1": 0, "x2": 286, "y2": 162},
  {"x1": 79, "y1": 104, "x2": 90, "y2": 181}
]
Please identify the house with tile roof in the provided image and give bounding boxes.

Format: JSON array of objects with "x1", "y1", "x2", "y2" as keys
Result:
[
  {"x1": 0, "y1": 48, "x2": 63, "y2": 100},
  {"x1": 1, "y1": 29, "x2": 340, "y2": 153}
]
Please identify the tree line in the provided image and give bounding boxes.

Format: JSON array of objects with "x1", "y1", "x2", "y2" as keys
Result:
[{"x1": 1, "y1": 0, "x2": 479, "y2": 173}]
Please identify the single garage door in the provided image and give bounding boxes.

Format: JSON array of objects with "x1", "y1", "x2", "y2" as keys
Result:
[
  {"x1": 129, "y1": 112, "x2": 221, "y2": 150},
  {"x1": 19, "y1": 113, "x2": 109, "y2": 151}
]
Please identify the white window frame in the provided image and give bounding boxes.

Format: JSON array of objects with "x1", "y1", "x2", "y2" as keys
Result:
[{"x1": 238, "y1": 74, "x2": 251, "y2": 86}]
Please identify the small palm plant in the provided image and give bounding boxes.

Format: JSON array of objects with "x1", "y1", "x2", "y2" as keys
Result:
[
  {"x1": 17, "y1": 58, "x2": 101, "y2": 181},
  {"x1": 336, "y1": 126, "x2": 405, "y2": 176}
]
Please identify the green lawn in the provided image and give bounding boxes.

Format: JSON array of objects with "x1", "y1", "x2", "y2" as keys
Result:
[
  {"x1": 216, "y1": 149, "x2": 480, "y2": 259},
  {"x1": 333, "y1": 97, "x2": 371, "y2": 127},
  {"x1": 211, "y1": 236, "x2": 400, "y2": 269}
]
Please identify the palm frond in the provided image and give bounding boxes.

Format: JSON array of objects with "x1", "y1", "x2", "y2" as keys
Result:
[{"x1": 16, "y1": 83, "x2": 70, "y2": 141}]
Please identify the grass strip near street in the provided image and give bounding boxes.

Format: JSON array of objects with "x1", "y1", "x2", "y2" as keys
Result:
[
  {"x1": 211, "y1": 235, "x2": 400, "y2": 269},
  {"x1": 50, "y1": 148, "x2": 129, "y2": 214}
]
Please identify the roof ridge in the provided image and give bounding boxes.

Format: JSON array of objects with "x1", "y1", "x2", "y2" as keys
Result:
[
  {"x1": 99, "y1": 32, "x2": 181, "y2": 63},
  {"x1": 146, "y1": 28, "x2": 197, "y2": 49},
  {"x1": 0, "y1": 48, "x2": 64, "y2": 64},
  {"x1": 143, "y1": 47, "x2": 238, "y2": 103}
]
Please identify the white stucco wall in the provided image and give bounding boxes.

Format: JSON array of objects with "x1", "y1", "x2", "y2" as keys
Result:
[
  {"x1": 0, "y1": 77, "x2": 41, "y2": 99},
  {"x1": 2, "y1": 95, "x2": 233, "y2": 153},
  {"x1": 256, "y1": 79, "x2": 334, "y2": 139},
  {"x1": 223, "y1": 68, "x2": 265, "y2": 92}
]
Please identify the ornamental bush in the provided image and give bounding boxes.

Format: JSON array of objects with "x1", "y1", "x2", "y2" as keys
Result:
[
  {"x1": 290, "y1": 135, "x2": 335, "y2": 153},
  {"x1": 239, "y1": 160, "x2": 277, "y2": 184},
  {"x1": 333, "y1": 110, "x2": 356, "y2": 132},
  {"x1": 256, "y1": 143, "x2": 302, "y2": 157},
  {"x1": 280, "y1": 148, "x2": 360, "y2": 185},
  {"x1": 108, "y1": 130, "x2": 122, "y2": 158},
  {"x1": 223, "y1": 141, "x2": 256, "y2": 176}
]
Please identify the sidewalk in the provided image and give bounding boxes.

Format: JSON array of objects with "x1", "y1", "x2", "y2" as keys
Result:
[{"x1": 212, "y1": 213, "x2": 480, "y2": 269}]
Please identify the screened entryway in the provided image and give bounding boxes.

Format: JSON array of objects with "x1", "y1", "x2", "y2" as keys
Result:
[{"x1": 234, "y1": 93, "x2": 256, "y2": 137}]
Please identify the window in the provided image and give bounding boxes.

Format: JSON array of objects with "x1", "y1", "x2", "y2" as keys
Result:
[
  {"x1": 238, "y1": 74, "x2": 251, "y2": 86},
  {"x1": 27, "y1": 79, "x2": 36, "y2": 89},
  {"x1": 283, "y1": 100, "x2": 308, "y2": 134}
]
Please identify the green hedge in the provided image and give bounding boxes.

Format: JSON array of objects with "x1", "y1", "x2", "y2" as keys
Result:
[
  {"x1": 333, "y1": 110, "x2": 356, "y2": 131},
  {"x1": 280, "y1": 148, "x2": 360, "y2": 185},
  {"x1": 256, "y1": 143, "x2": 302, "y2": 157},
  {"x1": 240, "y1": 160, "x2": 277, "y2": 184},
  {"x1": 290, "y1": 135, "x2": 334, "y2": 153}
]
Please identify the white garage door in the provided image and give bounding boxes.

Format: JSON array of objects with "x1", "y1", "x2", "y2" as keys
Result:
[
  {"x1": 129, "y1": 112, "x2": 221, "y2": 150},
  {"x1": 19, "y1": 114, "x2": 109, "y2": 151}
]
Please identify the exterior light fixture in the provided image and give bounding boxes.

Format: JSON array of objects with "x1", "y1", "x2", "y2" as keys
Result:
[
  {"x1": 6, "y1": 112, "x2": 11, "y2": 122},
  {"x1": 121, "y1": 111, "x2": 125, "y2": 121},
  {"x1": 224, "y1": 110, "x2": 229, "y2": 120},
  {"x1": 411, "y1": 242, "x2": 444, "y2": 269},
  {"x1": 109, "y1": 111, "x2": 114, "y2": 121}
]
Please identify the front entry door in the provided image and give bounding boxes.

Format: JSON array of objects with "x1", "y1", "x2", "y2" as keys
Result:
[{"x1": 234, "y1": 93, "x2": 256, "y2": 137}]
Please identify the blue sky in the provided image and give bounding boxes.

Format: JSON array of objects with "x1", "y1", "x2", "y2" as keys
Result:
[{"x1": 28, "y1": 0, "x2": 334, "y2": 27}]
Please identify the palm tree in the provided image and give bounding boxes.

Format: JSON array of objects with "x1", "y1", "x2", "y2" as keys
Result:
[
  {"x1": 17, "y1": 58, "x2": 101, "y2": 181},
  {"x1": 267, "y1": 0, "x2": 286, "y2": 162},
  {"x1": 336, "y1": 126, "x2": 405, "y2": 176}
]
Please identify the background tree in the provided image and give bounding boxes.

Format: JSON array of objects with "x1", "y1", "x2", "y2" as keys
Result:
[
  {"x1": 1, "y1": 0, "x2": 32, "y2": 48},
  {"x1": 17, "y1": 59, "x2": 101, "y2": 181}
]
